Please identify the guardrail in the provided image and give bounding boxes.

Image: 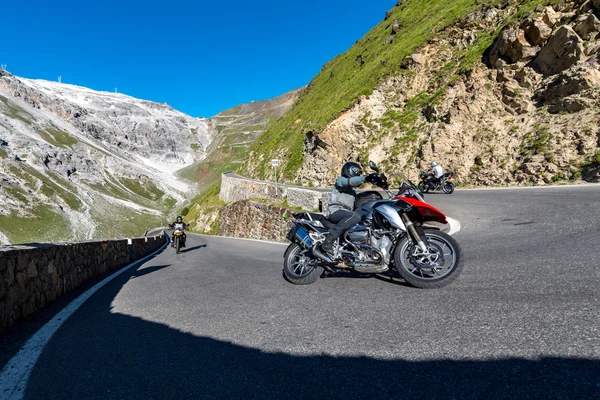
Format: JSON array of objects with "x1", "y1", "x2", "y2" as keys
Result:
[{"x1": 0, "y1": 232, "x2": 166, "y2": 331}]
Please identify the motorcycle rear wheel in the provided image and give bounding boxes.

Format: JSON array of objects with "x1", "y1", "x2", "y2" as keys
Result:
[
  {"x1": 393, "y1": 230, "x2": 462, "y2": 289},
  {"x1": 283, "y1": 243, "x2": 321, "y2": 285},
  {"x1": 443, "y1": 182, "x2": 455, "y2": 194}
]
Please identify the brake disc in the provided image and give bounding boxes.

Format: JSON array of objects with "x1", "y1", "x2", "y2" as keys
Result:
[{"x1": 409, "y1": 242, "x2": 444, "y2": 270}]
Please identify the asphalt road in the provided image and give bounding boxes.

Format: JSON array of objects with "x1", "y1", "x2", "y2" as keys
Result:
[{"x1": 5, "y1": 186, "x2": 600, "y2": 399}]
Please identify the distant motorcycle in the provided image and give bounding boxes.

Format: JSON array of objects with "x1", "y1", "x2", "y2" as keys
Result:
[
  {"x1": 418, "y1": 171, "x2": 454, "y2": 194},
  {"x1": 170, "y1": 222, "x2": 187, "y2": 254},
  {"x1": 283, "y1": 161, "x2": 462, "y2": 289}
]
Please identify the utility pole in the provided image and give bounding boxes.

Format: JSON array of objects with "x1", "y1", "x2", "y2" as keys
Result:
[
  {"x1": 0, "y1": 64, "x2": 6, "y2": 70},
  {"x1": 58, "y1": 75, "x2": 62, "y2": 83},
  {"x1": 115, "y1": 87, "x2": 118, "y2": 93}
]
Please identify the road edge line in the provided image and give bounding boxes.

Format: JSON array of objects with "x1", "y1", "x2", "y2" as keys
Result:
[
  {"x1": 0, "y1": 235, "x2": 169, "y2": 400},
  {"x1": 456, "y1": 182, "x2": 600, "y2": 191}
]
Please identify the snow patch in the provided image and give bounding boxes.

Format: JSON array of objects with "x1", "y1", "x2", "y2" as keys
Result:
[
  {"x1": 98, "y1": 194, "x2": 162, "y2": 214},
  {"x1": 0, "y1": 231, "x2": 10, "y2": 245}
]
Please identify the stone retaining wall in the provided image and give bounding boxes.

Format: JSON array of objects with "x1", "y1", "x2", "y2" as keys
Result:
[
  {"x1": 218, "y1": 201, "x2": 293, "y2": 242},
  {"x1": 0, "y1": 233, "x2": 165, "y2": 331},
  {"x1": 220, "y1": 172, "x2": 329, "y2": 211}
]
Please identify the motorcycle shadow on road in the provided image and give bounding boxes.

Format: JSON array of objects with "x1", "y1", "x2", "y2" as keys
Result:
[
  {"x1": 179, "y1": 244, "x2": 207, "y2": 253},
  {"x1": 317, "y1": 270, "x2": 413, "y2": 288},
  {"x1": 22, "y1": 261, "x2": 600, "y2": 400}
]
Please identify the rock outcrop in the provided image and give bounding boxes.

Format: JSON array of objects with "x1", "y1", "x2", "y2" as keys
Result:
[
  {"x1": 537, "y1": 64, "x2": 600, "y2": 103},
  {"x1": 573, "y1": 13, "x2": 600, "y2": 40},
  {"x1": 488, "y1": 25, "x2": 538, "y2": 67},
  {"x1": 532, "y1": 25, "x2": 585, "y2": 75},
  {"x1": 524, "y1": 20, "x2": 553, "y2": 45}
]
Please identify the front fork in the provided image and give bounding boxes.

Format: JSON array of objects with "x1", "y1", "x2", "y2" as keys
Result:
[{"x1": 400, "y1": 213, "x2": 428, "y2": 252}]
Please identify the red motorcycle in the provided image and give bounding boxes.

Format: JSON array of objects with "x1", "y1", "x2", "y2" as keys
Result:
[{"x1": 283, "y1": 162, "x2": 462, "y2": 288}]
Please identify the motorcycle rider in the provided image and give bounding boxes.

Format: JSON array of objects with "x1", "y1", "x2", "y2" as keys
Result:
[
  {"x1": 424, "y1": 161, "x2": 444, "y2": 189},
  {"x1": 169, "y1": 216, "x2": 188, "y2": 247},
  {"x1": 320, "y1": 162, "x2": 379, "y2": 254}
]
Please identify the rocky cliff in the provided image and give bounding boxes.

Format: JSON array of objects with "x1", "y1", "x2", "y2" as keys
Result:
[
  {"x1": 241, "y1": 0, "x2": 600, "y2": 187},
  {"x1": 0, "y1": 70, "x2": 211, "y2": 244}
]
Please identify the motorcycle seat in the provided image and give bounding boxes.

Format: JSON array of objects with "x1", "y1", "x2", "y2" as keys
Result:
[
  {"x1": 306, "y1": 212, "x2": 337, "y2": 229},
  {"x1": 320, "y1": 219, "x2": 337, "y2": 229},
  {"x1": 306, "y1": 212, "x2": 325, "y2": 220},
  {"x1": 298, "y1": 212, "x2": 337, "y2": 229}
]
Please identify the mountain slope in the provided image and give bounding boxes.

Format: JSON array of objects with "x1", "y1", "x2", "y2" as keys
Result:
[
  {"x1": 178, "y1": 88, "x2": 302, "y2": 193},
  {"x1": 178, "y1": 89, "x2": 301, "y2": 233},
  {"x1": 0, "y1": 70, "x2": 211, "y2": 244},
  {"x1": 240, "y1": 0, "x2": 600, "y2": 186},
  {"x1": 240, "y1": 0, "x2": 488, "y2": 180}
]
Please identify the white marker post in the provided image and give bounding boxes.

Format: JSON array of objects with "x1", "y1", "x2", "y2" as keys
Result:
[{"x1": 271, "y1": 159, "x2": 279, "y2": 195}]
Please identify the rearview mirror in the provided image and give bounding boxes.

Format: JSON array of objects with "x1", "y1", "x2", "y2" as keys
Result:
[{"x1": 369, "y1": 161, "x2": 379, "y2": 172}]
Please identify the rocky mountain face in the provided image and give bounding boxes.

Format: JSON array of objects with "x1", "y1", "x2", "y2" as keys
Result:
[
  {"x1": 242, "y1": 0, "x2": 600, "y2": 187},
  {"x1": 0, "y1": 70, "x2": 211, "y2": 244}
]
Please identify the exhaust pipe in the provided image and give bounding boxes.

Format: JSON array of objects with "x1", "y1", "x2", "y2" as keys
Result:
[
  {"x1": 310, "y1": 246, "x2": 332, "y2": 263},
  {"x1": 294, "y1": 225, "x2": 333, "y2": 263}
]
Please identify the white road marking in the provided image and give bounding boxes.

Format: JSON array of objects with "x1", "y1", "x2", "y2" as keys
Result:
[
  {"x1": 447, "y1": 217, "x2": 461, "y2": 236},
  {"x1": 0, "y1": 236, "x2": 169, "y2": 400},
  {"x1": 457, "y1": 182, "x2": 600, "y2": 191}
]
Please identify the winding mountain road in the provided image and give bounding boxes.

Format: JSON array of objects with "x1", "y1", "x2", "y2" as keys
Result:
[{"x1": 2, "y1": 185, "x2": 600, "y2": 399}]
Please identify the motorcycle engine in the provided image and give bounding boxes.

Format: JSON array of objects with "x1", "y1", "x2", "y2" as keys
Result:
[
  {"x1": 370, "y1": 235, "x2": 393, "y2": 264},
  {"x1": 346, "y1": 230, "x2": 369, "y2": 243}
]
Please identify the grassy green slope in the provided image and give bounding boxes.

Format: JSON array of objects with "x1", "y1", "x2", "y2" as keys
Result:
[
  {"x1": 0, "y1": 161, "x2": 173, "y2": 243},
  {"x1": 177, "y1": 130, "x2": 248, "y2": 194},
  {"x1": 240, "y1": 0, "x2": 560, "y2": 181}
]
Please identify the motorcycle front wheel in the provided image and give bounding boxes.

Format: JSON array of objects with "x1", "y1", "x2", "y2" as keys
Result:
[
  {"x1": 443, "y1": 182, "x2": 455, "y2": 194},
  {"x1": 393, "y1": 230, "x2": 462, "y2": 288},
  {"x1": 283, "y1": 243, "x2": 321, "y2": 285},
  {"x1": 175, "y1": 237, "x2": 181, "y2": 254},
  {"x1": 418, "y1": 181, "x2": 429, "y2": 193}
]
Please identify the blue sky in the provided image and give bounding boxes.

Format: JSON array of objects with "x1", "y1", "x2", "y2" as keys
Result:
[{"x1": 3, "y1": 0, "x2": 393, "y2": 117}]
